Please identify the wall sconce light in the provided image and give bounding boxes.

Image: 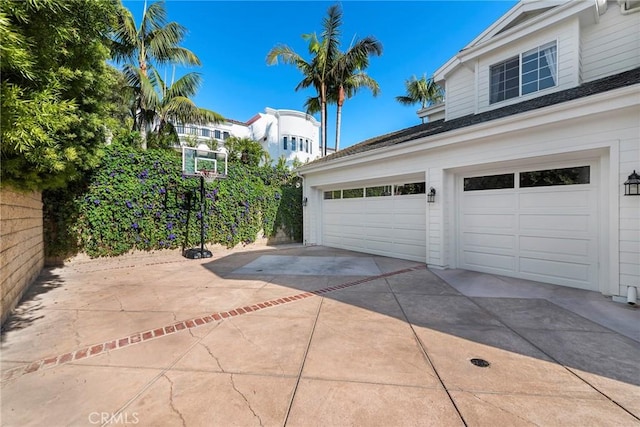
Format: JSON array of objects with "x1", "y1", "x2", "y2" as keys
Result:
[
  {"x1": 624, "y1": 170, "x2": 640, "y2": 196},
  {"x1": 427, "y1": 187, "x2": 436, "y2": 203},
  {"x1": 303, "y1": 197, "x2": 308, "y2": 207}
]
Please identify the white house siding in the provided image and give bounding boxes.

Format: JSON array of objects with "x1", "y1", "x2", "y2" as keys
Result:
[
  {"x1": 475, "y1": 18, "x2": 580, "y2": 114},
  {"x1": 427, "y1": 168, "x2": 445, "y2": 267},
  {"x1": 444, "y1": 66, "x2": 476, "y2": 120},
  {"x1": 619, "y1": 134, "x2": 640, "y2": 297},
  {"x1": 581, "y1": 5, "x2": 640, "y2": 83},
  {"x1": 301, "y1": 89, "x2": 639, "y2": 297}
]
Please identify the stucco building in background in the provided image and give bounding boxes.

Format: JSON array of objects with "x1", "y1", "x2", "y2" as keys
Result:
[{"x1": 176, "y1": 107, "x2": 322, "y2": 166}]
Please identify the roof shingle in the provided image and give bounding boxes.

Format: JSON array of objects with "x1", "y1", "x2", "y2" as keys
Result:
[{"x1": 306, "y1": 67, "x2": 640, "y2": 167}]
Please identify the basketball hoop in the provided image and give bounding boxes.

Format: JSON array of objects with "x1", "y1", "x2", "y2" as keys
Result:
[{"x1": 199, "y1": 170, "x2": 217, "y2": 183}]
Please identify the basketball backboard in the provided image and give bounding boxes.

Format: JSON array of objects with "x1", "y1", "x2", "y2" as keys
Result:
[{"x1": 182, "y1": 145, "x2": 228, "y2": 178}]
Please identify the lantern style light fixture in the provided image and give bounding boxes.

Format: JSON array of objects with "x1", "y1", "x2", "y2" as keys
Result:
[
  {"x1": 624, "y1": 170, "x2": 640, "y2": 196},
  {"x1": 303, "y1": 197, "x2": 308, "y2": 207},
  {"x1": 427, "y1": 187, "x2": 436, "y2": 203}
]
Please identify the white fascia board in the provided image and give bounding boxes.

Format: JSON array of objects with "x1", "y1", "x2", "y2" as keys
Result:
[
  {"x1": 458, "y1": 0, "x2": 593, "y2": 62},
  {"x1": 435, "y1": 1, "x2": 593, "y2": 80},
  {"x1": 297, "y1": 84, "x2": 640, "y2": 175}
]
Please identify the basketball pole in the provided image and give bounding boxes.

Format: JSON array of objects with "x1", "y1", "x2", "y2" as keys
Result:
[
  {"x1": 199, "y1": 174, "x2": 207, "y2": 257},
  {"x1": 184, "y1": 173, "x2": 213, "y2": 259}
]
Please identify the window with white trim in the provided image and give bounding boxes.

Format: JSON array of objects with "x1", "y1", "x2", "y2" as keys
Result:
[
  {"x1": 522, "y1": 42, "x2": 557, "y2": 95},
  {"x1": 490, "y1": 41, "x2": 557, "y2": 104}
]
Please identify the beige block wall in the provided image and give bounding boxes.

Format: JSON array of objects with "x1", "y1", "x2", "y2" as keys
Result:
[{"x1": 1, "y1": 187, "x2": 44, "y2": 325}]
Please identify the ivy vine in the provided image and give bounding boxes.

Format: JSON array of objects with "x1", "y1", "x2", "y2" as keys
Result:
[{"x1": 44, "y1": 143, "x2": 302, "y2": 258}]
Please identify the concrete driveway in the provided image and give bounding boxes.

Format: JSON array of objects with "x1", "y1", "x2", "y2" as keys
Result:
[{"x1": 1, "y1": 244, "x2": 639, "y2": 426}]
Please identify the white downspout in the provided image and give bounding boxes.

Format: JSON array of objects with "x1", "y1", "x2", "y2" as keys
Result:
[{"x1": 627, "y1": 286, "x2": 637, "y2": 305}]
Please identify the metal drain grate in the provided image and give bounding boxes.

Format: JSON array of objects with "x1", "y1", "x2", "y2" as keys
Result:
[{"x1": 470, "y1": 358, "x2": 490, "y2": 367}]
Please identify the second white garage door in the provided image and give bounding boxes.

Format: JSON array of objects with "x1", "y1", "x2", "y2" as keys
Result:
[
  {"x1": 322, "y1": 184, "x2": 426, "y2": 262},
  {"x1": 458, "y1": 163, "x2": 598, "y2": 291}
]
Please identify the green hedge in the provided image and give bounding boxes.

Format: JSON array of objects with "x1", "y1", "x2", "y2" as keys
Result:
[{"x1": 43, "y1": 144, "x2": 302, "y2": 258}]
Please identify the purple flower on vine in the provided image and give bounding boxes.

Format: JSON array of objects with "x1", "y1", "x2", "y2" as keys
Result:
[
  {"x1": 168, "y1": 234, "x2": 176, "y2": 240},
  {"x1": 159, "y1": 187, "x2": 166, "y2": 195},
  {"x1": 132, "y1": 222, "x2": 139, "y2": 229},
  {"x1": 93, "y1": 199, "x2": 100, "y2": 205},
  {"x1": 126, "y1": 201, "x2": 133, "y2": 209},
  {"x1": 167, "y1": 222, "x2": 173, "y2": 230}
]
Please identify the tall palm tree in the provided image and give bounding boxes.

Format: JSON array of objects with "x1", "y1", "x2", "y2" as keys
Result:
[
  {"x1": 329, "y1": 37, "x2": 382, "y2": 151},
  {"x1": 396, "y1": 74, "x2": 444, "y2": 123},
  {"x1": 267, "y1": 5, "x2": 342, "y2": 156},
  {"x1": 111, "y1": 0, "x2": 202, "y2": 147}
]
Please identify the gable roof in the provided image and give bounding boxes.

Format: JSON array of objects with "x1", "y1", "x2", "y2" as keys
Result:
[
  {"x1": 434, "y1": 0, "x2": 597, "y2": 82},
  {"x1": 466, "y1": 1, "x2": 565, "y2": 50},
  {"x1": 300, "y1": 67, "x2": 640, "y2": 169}
]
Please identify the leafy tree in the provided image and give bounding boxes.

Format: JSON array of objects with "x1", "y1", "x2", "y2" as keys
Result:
[
  {"x1": 111, "y1": 1, "x2": 218, "y2": 148},
  {"x1": 1, "y1": 0, "x2": 123, "y2": 191},
  {"x1": 396, "y1": 74, "x2": 444, "y2": 123}
]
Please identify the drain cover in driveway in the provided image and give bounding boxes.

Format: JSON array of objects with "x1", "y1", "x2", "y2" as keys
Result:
[{"x1": 233, "y1": 255, "x2": 382, "y2": 276}]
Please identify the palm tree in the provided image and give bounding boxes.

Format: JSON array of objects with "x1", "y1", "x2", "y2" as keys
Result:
[
  {"x1": 329, "y1": 38, "x2": 382, "y2": 151},
  {"x1": 267, "y1": 5, "x2": 343, "y2": 156},
  {"x1": 146, "y1": 70, "x2": 223, "y2": 136},
  {"x1": 111, "y1": 0, "x2": 202, "y2": 147},
  {"x1": 396, "y1": 75, "x2": 444, "y2": 123}
]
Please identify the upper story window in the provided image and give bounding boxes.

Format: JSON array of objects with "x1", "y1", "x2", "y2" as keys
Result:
[
  {"x1": 283, "y1": 136, "x2": 288, "y2": 150},
  {"x1": 222, "y1": 131, "x2": 230, "y2": 140},
  {"x1": 490, "y1": 41, "x2": 557, "y2": 104},
  {"x1": 201, "y1": 128, "x2": 210, "y2": 138},
  {"x1": 490, "y1": 56, "x2": 519, "y2": 104},
  {"x1": 291, "y1": 137, "x2": 297, "y2": 151},
  {"x1": 522, "y1": 42, "x2": 557, "y2": 95},
  {"x1": 214, "y1": 130, "x2": 221, "y2": 140}
]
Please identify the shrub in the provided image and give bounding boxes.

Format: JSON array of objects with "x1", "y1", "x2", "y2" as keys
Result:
[{"x1": 44, "y1": 143, "x2": 302, "y2": 258}]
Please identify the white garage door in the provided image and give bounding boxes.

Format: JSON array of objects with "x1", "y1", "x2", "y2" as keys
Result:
[
  {"x1": 459, "y1": 164, "x2": 598, "y2": 291},
  {"x1": 322, "y1": 184, "x2": 426, "y2": 262}
]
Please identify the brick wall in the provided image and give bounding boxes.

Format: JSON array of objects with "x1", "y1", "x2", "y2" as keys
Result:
[{"x1": 1, "y1": 187, "x2": 44, "y2": 325}]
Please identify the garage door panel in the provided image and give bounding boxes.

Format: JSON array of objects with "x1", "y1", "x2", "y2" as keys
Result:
[
  {"x1": 519, "y1": 190, "x2": 590, "y2": 209},
  {"x1": 520, "y1": 257, "x2": 590, "y2": 282},
  {"x1": 519, "y1": 214, "x2": 590, "y2": 232},
  {"x1": 463, "y1": 232, "x2": 515, "y2": 250},
  {"x1": 392, "y1": 242, "x2": 427, "y2": 260},
  {"x1": 463, "y1": 193, "x2": 516, "y2": 210},
  {"x1": 463, "y1": 251, "x2": 516, "y2": 272},
  {"x1": 463, "y1": 213, "x2": 516, "y2": 230},
  {"x1": 520, "y1": 235, "x2": 590, "y2": 257}
]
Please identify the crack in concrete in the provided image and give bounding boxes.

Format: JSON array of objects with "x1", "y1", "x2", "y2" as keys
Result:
[
  {"x1": 113, "y1": 294, "x2": 125, "y2": 312},
  {"x1": 470, "y1": 391, "x2": 540, "y2": 426},
  {"x1": 199, "y1": 342, "x2": 225, "y2": 372},
  {"x1": 230, "y1": 373, "x2": 263, "y2": 426},
  {"x1": 229, "y1": 321, "x2": 259, "y2": 349},
  {"x1": 163, "y1": 374, "x2": 187, "y2": 427}
]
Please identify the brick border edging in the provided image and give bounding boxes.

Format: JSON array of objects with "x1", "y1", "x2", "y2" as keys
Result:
[{"x1": 1, "y1": 265, "x2": 425, "y2": 382}]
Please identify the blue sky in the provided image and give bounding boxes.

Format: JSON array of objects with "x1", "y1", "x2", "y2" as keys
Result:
[{"x1": 123, "y1": 1, "x2": 518, "y2": 149}]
